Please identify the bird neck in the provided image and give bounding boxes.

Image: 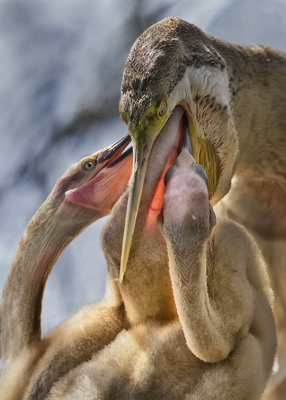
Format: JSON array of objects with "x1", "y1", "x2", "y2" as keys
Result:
[
  {"x1": 103, "y1": 185, "x2": 176, "y2": 326},
  {"x1": 0, "y1": 199, "x2": 95, "y2": 361},
  {"x1": 220, "y1": 42, "x2": 286, "y2": 179}
]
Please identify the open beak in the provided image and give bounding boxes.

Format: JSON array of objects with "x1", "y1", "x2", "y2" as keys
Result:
[
  {"x1": 96, "y1": 134, "x2": 131, "y2": 167},
  {"x1": 119, "y1": 103, "x2": 221, "y2": 282},
  {"x1": 119, "y1": 106, "x2": 185, "y2": 283},
  {"x1": 66, "y1": 134, "x2": 132, "y2": 211}
]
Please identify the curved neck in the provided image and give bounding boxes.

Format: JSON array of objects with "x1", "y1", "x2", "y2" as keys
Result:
[{"x1": 0, "y1": 200, "x2": 96, "y2": 361}]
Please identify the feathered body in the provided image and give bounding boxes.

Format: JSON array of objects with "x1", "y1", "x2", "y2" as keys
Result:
[
  {"x1": 119, "y1": 17, "x2": 286, "y2": 398},
  {"x1": 1, "y1": 17, "x2": 283, "y2": 399},
  {"x1": 46, "y1": 150, "x2": 276, "y2": 400}
]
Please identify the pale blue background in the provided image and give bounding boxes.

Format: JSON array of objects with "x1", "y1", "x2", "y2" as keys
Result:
[{"x1": 0, "y1": 0, "x2": 286, "y2": 335}]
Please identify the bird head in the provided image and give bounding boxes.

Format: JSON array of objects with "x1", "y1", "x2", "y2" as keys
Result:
[
  {"x1": 119, "y1": 17, "x2": 239, "y2": 281},
  {"x1": 48, "y1": 134, "x2": 132, "y2": 222}
]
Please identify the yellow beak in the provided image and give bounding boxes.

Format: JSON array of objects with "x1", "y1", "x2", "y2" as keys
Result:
[{"x1": 119, "y1": 127, "x2": 159, "y2": 283}]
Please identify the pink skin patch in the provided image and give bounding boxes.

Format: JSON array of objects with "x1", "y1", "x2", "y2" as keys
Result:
[
  {"x1": 66, "y1": 152, "x2": 133, "y2": 215},
  {"x1": 163, "y1": 150, "x2": 214, "y2": 230}
]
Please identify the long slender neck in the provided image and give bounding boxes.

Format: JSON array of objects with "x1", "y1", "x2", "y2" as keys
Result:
[
  {"x1": 0, "y1": 199, "x2": 95, "y2": 361},
  {"x1": 217, "y1": 40, "x2": 286, "y2": 178}
]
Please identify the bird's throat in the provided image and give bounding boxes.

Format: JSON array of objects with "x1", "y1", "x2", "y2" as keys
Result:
[{"x1": 145, "y1": 112, "x2": 185, "y2": 231}]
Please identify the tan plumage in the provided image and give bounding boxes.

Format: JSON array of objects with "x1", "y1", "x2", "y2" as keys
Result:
[
  {"x1": 24, "y1": 17, "x2": 281, "y2": 397},
  {"x1": 0, "y1": 137, "x2": 132, "y2": 400},
  {"x1": 45, "y1": 150, "x2": 276, "y2": 399},
  {"x1": 2, "y1": 16, "x2": 284, "y2": 398},
  {"x1": 118, "y1": 17, "x2": 286, "y2": 397}
]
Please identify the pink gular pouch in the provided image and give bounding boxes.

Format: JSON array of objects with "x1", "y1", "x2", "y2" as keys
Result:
[{"x1": 66, "y1": 145, "x2": 133, "y2": 216}]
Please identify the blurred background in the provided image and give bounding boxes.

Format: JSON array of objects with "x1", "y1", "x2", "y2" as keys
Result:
[{"x1": 1, "y1": 0, "x2": 286, "y2": 335}]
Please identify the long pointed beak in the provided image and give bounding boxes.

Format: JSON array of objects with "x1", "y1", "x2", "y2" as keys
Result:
[
  {"x1": 119, "y1": 106, "x2": 186, "y2": 282},
  {"x1": 96, "y1": 134, "x2": 131, "y2": 166},
  {"x1": 119, "y1": 134, "x2": 154, "y2": 282}
]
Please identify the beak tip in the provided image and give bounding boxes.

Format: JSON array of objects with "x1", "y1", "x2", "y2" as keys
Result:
[{"x1": 119, "y1": 258, "x2": 127, "y2": 283}]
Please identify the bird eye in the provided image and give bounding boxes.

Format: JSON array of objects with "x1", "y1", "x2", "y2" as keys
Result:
[
  {"x1": 158, "y1": 99, "x2": 167, "y2": 118},
  {"x1": 82, "y1": 159, "x2": 96, "y2": 171}
]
